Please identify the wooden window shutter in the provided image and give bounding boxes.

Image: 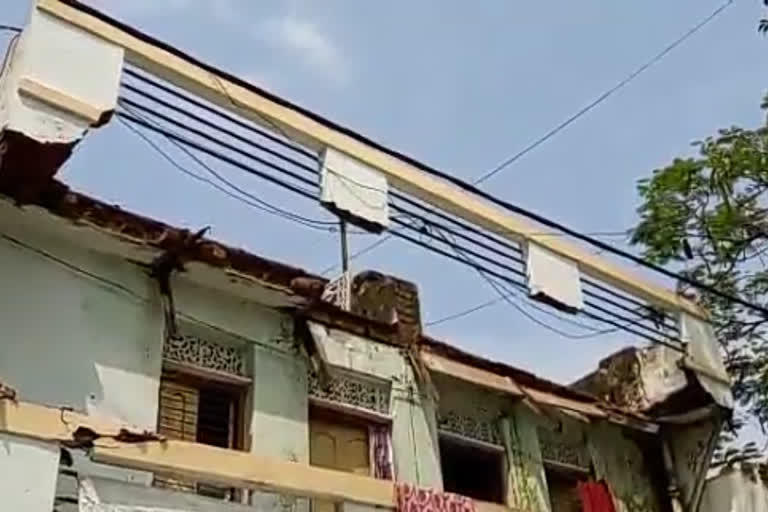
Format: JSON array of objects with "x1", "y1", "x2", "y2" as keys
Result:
[{"x1": 154, "y1": 379, "x2": 199, "y2": 491}]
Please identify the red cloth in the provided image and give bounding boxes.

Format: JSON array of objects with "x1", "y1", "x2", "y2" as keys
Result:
[
  {"x1": 578, "y1": 481, "x2": 616, "y2": 512},
  {"x1": 395, "y1": 483, "x2": 476, "y2": 512}
]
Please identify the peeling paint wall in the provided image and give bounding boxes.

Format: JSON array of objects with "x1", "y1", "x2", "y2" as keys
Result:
[
  {"x1": 0, "y1": 229, "x2": 164, "y2": 431},
  {"x1": 701, "y1": 466, "x2": 768, "y2": 512},
  {"x1": 0, "y1": 216, "x2": 289, "y2": 500},
  {"x1": 0, "y1": 433, "x2": 60, "y2": 512},
  {"x1": 588, "y1": 422, "x2": 665, "y2": 512},
  {"x1": 312, "y1": 324, "x2": 442, "y2": 488},
  {"x1": 248, "y1": 335, "x2": 310, "y2": 512},
  {"x1": 504, "y1": 406, "x2": 551, "y2": 512},
  {"x1": 432, "y1": 377, "x2": 668, "y2": 512},
  {"x1": 79, "y1": 476, "x2": 256, "y2": 512}
]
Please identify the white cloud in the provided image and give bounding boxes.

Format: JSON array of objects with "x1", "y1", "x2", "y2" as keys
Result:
[{"x1": 255, "y1": 16, "x2": 349, "y2": 88}]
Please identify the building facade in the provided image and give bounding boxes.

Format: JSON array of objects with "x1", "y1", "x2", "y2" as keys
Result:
[
  {"x1": 0, "y1": 183, "x2": 728, "y2": 512},
  {"x1": 0, "y1": 3, "x2": 733, "y2": 511}
]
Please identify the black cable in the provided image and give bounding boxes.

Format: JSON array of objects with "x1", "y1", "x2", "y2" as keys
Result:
[
  {"x1": 425, "y1": 296, "x2": 506, "y2": 327},
  {"x1": 431, "y1": 226, "x2": 654, "y2": 338},
  {"x1": 432, "y1": 227, "x2": 685, "y2": 350},
  {"x1": 121, "y1": 87, "x2": 675, "y2": 331},
  {"x1": 123, "y1": 67, "x2": 317, "y2": 160},
  {"x1": 120, "y1": 83, "x2": 318, "y2": 174},
  {"x1": 433, "y1": 227, "x2": 650, "y2": 342},
  {"x1": 1, "y1": 233, "x2": 141, "y2": 299},
  {"x1": 392, "y1": 204, "x2": 677, "y2": 329},
  {"x1": 117, "y1": 111, "x2": 320, "y2": 202},
  {"x1": 120, "y1": 101, "x2": 677, "y2": 342},
  {"x1": 118, "y1": 97, "x2": 318, "y2": 193},
  {"x1": 393, "y1": 218, "x2": 679, "y2": 344},
  {"x1": 474, "y1": 0, "x2": 734, "y2": 184},
  {"x1": 117, "y1": 115, "x2": 341, "y2": 232},
  {"x1": 0, "y1": 25, "x2": 21, "y2": 33},
  {"x1": 428, "y1": 223, "x2": 679, "y2": 341},
  {"x1": 125, "y1": 25, "x2": 759, "y2": 320}
]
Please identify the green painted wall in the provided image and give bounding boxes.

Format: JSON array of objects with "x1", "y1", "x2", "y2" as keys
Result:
[{"x1": 587, "y1": 422, "x2": 664, "y2": 512}]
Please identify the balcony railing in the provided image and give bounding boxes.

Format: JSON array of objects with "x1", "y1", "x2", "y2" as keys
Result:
[{"x1": 1, "y1": 398, "x2": 511, "y2": 512}]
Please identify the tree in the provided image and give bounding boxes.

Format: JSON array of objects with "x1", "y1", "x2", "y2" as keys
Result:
[
  {"x1": 761, "y1": 1, "x2": 768, "y2": 34},
  {"x1": 630, "y1": 95, "x2": 768, "y2": 457}
]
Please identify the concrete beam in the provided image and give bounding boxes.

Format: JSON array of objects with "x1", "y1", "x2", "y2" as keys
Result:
[
  {"x1": 35, "y1": 0, "x2": 706, "y2": 320},
  {"x1": 0, "y1": 398, "x2": 508, "y2": 512}
]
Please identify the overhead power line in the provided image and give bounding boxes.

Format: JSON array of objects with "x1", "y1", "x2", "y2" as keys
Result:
[
  {"x1": 430, "y1": 226, "x2": 687, "y2": 349},
  {"x1": 337, "y1": 0, "x2": 740, "y2": 306},
  {"x1": 118, "y1": 85, "x2": 686, "y2": 347},
  {"x1": 474, "y1": 0, "x2": 734, "y2": 184},
  {"x1": 118, "y1": 76, "x2": 764, "y2": 343},
  {"x1": 118, "y1": 82, "x2": 678, "y2": 330},
  {"x1": 0, "y1": 25, "x2": 21, "y2": 33},
  {"x1": 117, "y1": 114, "x2": 342, "y2": 232},
  {"x1": 121, "y1": 20, "x2": 761, "y2": 326}
]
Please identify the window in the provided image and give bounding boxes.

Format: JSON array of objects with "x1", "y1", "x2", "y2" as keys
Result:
[
  {"x1": 545, "y1": 466, "x2": 584, "y2": 512},
  {"x1": 155, "y1": 370, "x2": 246, "y2": 499},
  {"x1": 309, "y1": 405, "x2": 392, "y2": 512},
  {"x1": 439, "y1": 434, "x2": 505, "y2": 503}
]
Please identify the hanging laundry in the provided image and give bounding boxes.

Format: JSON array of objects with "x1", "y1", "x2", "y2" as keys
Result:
[
  {"x1": 395, "y1": 483, "x2": 476, "y2": 512},
  {"x1": 578, "y1": 481, "x2": 617, "y2": 512},
  {"x1": 371, "y1": 424, "x2": 394, "y2": 480}
]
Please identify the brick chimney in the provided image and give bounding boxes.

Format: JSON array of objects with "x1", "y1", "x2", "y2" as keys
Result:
[{"x1": 350, "y1": 271, "x2": 422, "y2": 345}]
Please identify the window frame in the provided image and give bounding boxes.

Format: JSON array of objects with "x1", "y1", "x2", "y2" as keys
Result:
[{"x1": 437, "y1": 430, "x2": 508, "y2": 504}]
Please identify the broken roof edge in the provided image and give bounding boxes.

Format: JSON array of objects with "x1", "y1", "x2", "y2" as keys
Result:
[
  {"x1": 1, "y1": 180, "x2": 660, "y2": 431},
  {"x1": 6, "y1": 179, "x2": 329, "y2": 298}
]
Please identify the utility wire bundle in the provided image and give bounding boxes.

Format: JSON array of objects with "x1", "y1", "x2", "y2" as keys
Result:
[{"x1": 115, "y1": 66, "x2": 716, "y2": 352}]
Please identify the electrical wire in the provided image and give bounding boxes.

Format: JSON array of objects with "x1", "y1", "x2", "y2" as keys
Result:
[
  {"x1": 431, "y1": 226, "x2": 686, "y2": 350},
  {"x1": 123, "y1": 12, "x2": 761, "y2": 320},
  {"x1": 431, "y1": 226, "x2": 619, "y2": 338},
  {"x1": 123, "y1": 67, "x2": 317, "y2": 160},
  {"x1": 335, "y1": 0, "x2": 735, "y2": 271},
  {"x1": 119, "y1": 87, "x2": 679, "y2": 337},
  {"x1": 119, "y1": 98, "x2": 318, "y2": 190},
  {"x1": 0, "y1": 232, "x2": 294, "y2": 356},
  {"x1": 121, "y1": 82, "x2": 317, "y2": 173},
  {"x1": 0, "y1": 25, "x2": 21, "y2": 33},
  {"x1": 118, "y1": 111, "x2": 319, "y2": 201},
  {"x1": 474, "y1": 0, "x2": 734, "y2": 184},
  {"x1": 387, "y1": 216, "x2": 679, "y2": 346},
  {"x1": 425, "y1": 295, "x2": 505, "y2": 327},
  {"x1": 122, "y1": 74, "x2": 643, "y2": 274},
  {"x1": 117, "y1": 115, "x2": 342, "y2": 232}
]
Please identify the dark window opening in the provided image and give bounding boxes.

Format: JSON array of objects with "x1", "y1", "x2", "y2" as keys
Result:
[
  {"x1": 545, "y1": 466, "x2": 583, "y2": 512},
  {"x1": 439, "y1": 436, "x2": 505, "y2": 503}
]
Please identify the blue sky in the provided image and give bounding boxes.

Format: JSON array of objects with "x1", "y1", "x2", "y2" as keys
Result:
[{"x1": 4, "y1": 0, "x2": 767, "y2": 386}]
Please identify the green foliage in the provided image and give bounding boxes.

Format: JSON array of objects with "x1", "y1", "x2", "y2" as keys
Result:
[{"x1": 631, "y1": 95, "x2": 768, "y2": 459}]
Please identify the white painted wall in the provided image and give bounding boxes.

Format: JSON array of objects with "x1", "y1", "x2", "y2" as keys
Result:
[
  {"x1": 0, "y1": 230, "x2": 164, "y2": 430},
  {"x1": 80, "y1": 476, "x2": 256, "y2": 512},
  {"x1": 310, "y1": 323, "x2": 443, "y2": 488},
  {"x1": 0, "y1": 8, "x2": 123, "y2": 143},
  {"x1": 0, "y1": 433, "x2": 60, "y2": 512},
  {"x1": 0, "y1": 210, "x2": 294, "y2": 508},
  {"x1": 702, "y1": 467, "x2": 768, "y2": 512}
]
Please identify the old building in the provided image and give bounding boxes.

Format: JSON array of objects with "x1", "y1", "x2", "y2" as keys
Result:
[
  {"x1": 0, "y1": 2, "x2": 733, "y2": 512},
  {"x1": 0, "y1": 181, "x2": 731, "y2": 512}
]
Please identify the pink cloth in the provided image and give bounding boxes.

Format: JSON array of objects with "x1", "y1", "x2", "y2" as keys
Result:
[
  {"x1": 371, "y1": 424, "x2": 394, "y2": 480},
  {"x1": 395, "y1": 483, "x2": 476, "y2": 512},
  {"x1": 578, "y1": 481, "x2": 616, "y2": 512}
]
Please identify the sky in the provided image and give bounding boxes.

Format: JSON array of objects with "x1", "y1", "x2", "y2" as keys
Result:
[{"x1": 3, "y1": 0, "x2": 767, "y2": 389}]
